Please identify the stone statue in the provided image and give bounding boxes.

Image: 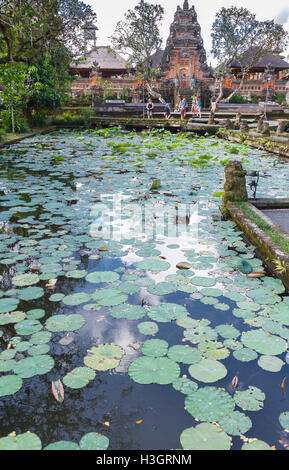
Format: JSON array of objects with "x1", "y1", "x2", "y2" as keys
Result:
[{"x1": 221, "y1": 160, "x2": 248, "y2": 219}]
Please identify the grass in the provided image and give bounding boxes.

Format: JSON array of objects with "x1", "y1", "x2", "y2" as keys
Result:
[{"x1": 235, "y1": 201, "x2": 289, "y2": 254}]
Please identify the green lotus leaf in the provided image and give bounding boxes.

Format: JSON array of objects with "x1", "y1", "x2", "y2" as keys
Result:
[
  {"x1": 85, "y1": 271, "x2": 120, "y2": 284},
  {"x1": 84, "y1": 343, "x2": 124, "y2": 371},
  {"x1": 241, "y1": 330, "x2": 287, "y2": 356},
  {"x1": 185, "y1": 386, "x2": 235, "y2": 421},
  {"x1": 279, "y1": 411, "x2": 289, "y2": 430},
  {"x1": 44, "y1": 441, "x2": 80, "y2": 450},
  {"x1": 62, "y1": 292, "x2": 91, "y2": 306},
  {"x1": 14, "y1": 319, "x2": 42, "y2": 336},
  {"x1": 30, "y1": 331, "x2": 52, "y2": 344},
  {"x1": 142, "y1": 339, "x2": 169, "y2": 357},
  {"x1": 190, "y1": 277, "x2": 216, "y2": 287},
  {"x1": 13, "y1": 354, "x2": 54, "y2": 378},
  {"x1": 218, "y1": 411, "x2": 252, "y2": 436},
  {"x1": 147, "y1": 282, "x2": 176, "y2": 295},
  {"x1": 137, "y1": 258, "x2": 170, "y2": 273},
  {"x1": 147, "y1": 303, "x2": 188, "y2": 323},
  {"x1": 49, "y1": 293, "x2": 65, "y2": 302},
  {"x1": 241, "y1": 440, "x2": 273, "y2": 450},
  {"x1": 180, "y1": 423, "x2": 232, "y2": 450},
  {"x1": 110, "y1": 304, "x2": 146, "y2": 320},
  {"x1": 257, "y1": 355, "x2": 284, "y2": 372},
  {"x1": 17, "y1": 286, "x2": 44, "y2": 300},
  {"x1": 200, "y1": 287, "x2": 223, "y2": 297},
  {"x1": 79, "y1": 432, "x2": 109, "y2": 450},
  {"x1": 26, "y1": 309, "x2": 45, "y2": 320},
  {"x1": 0, "y1": 374, "x2": 23, "y2": 397},
  {"x1": 137, "y1": 321, "x2": 159, "y2": 336},
  {"x1": 45, "y1": 314, "x2": 86, "y2": 332},
  {"x1": 65, "y1": 270, "x2": 87, "y2": 279},
  {"x1": 0, "y1": 432, "x2": 41, "y2": 450},
  {"x1": 62, "y1": 367, "x2": 96, "y2": 389},
  {"x1": 184, "y1": 325, "x2": 218, "y2": 344},
  {"x1": 0, "y1": 310, "x2": 26, "y2": 325},
  {"x1": 234, "y1": 386, "x2": 265, "y2": 411},
  {"x1": 28, "y1": 343, "x2": 50, "y2": 356},
  {"x1": 128, "y1": 356, "x2": 180, "y2": 385},
  {"x1": 188, "y1": 359, "x2": 227, "y2": 383},
  {"x1": 198, "y1": 341, "x2": 230, "y2": 360},
  {"x1": 172, "y1": 376, "x2": 198, "y2": 394},
  {"x1": 0, "y1": 297, "x2": 19, "y2": 314},
  {"x1": 91, "y1": 289, "x2": 128, "y2": 306},
  {"x1": 11, "y1": 273, "x2": 40, "y2": 287},
  {"x1": 168, "y1": 345, "x2": 202, "y2": 364},
  {"x1": 118, "y1": 282, "x2": 141, "y2": 295},
  {"x1": 215, "y1": 324, "x2": 240, "y2": 339},
  {"x1": 233, "y1": 347, "x2": 258, "y2": 362}
]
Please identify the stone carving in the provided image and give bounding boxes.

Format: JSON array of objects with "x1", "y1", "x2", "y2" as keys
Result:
[
  {"x1": 277, "y1": 120, "x2": 286, "y2": 135},
  {"x1": 221, "y1": 161, "x2": 248, "y2": 218},
  {"x1": 240, "y1": 120, "x2": 249, "y2": 132},
  {"x1": 256, "y1": 116, "x2": 264, "y2": 133},
  {"x1": 261, "y1": 122, "x2": 270, "y2": 136}
]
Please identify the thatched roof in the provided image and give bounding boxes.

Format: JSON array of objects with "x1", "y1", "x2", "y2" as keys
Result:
[
  {"x1": 71, "y1": 46, "x2": 127, "y2": 71},
  {"x1": 230, "y1": 52, "x2": 289, "y2": 70}
]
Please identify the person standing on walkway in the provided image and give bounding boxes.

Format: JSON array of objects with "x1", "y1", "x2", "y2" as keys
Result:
[
  {"x1": 211, "y1": 95, "x2": 217, "y2": 113},
  {"x1": 164, "y1": 102, "x2": 171, "y2": 120},
  {"x1": 179, "y1": 97, "x2": 188, "y2": 120},
  {"x1": 146, "y1": 99, "x2": 154, "y2": 119}
]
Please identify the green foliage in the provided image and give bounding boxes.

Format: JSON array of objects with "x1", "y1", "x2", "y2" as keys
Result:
[
  {"x1": 276, "y1": 92, "x2": 286, "y2": 105},
  {"x1": 229, "y1": 94, "x2": 247, "y2": 104}
]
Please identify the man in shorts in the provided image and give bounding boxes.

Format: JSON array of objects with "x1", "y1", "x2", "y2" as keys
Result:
[{"x1": 146, "y1": 99, "x2": 154, "y2": 119}]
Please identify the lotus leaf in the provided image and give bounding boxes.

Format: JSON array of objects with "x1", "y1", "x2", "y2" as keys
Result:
[
  {"x1": 172, "y1": 376, "x2": 198, "y2": 394},
  {"x1": 0, "y1": 432, "x2": 41, "y2": 450},
  {"x1": 188, "y1": 359, "x2": 227, "y2": 383},
  {"x1": 62, "y1": 367, "x2": 96, "y2": 389},
  {"x1": 241, "y1": 330, "x2": 287, "y2": 355},
  {"x1": 13, "y1": 354, "x2": 54, "y2": 378},
  {"x1": 45, "y1": 314, "x2": 86, "y2": 332},
  {"x1": 62, "y1": 292, "x2": 91, "y2": 306},
  {"x1": 257, "y1": 355, "x2": 284, "y2": 372},
  {"x1": 15, "y1": 319, "x2": 42, "y2": 336},
  {"x1": 279, "y1": 411, "x2": 289, "y2": 430},
  {"x1": 17, "y1": 286, "x2": 44, "y2": 300},
  {"x1": 218, "y1": 411, "x2": 252, "y2": 435},
  {"x1": 180, "y1": 423, "x2": 231, "y2": 450},
  {"x1": 0, "y1": 374, "x2": 23, "y2": 397},
  {"x1": 128, "y1": 356, "x2": 180, "y2": 385},
  {"x1": 11, "y1": 273, "x2": 40, "y2": 287},
  {"x1": 168, "y1": 345, "x2": 202, "y2": 364},
  {"x1": 79, "y1": 432, "x2": 109, "y2": 450},
  {"x1": 0, "y1": 297, "x2": 19, "y2": 314},
  {"x1": 142, "y1": 339, "x2": 169, "y2": 357},
  {"x1": 0, "y1": 310, "x2": 26, "y2": 325},
  {"x1": 137, "y1": 259, "x2": 170, "y2": 272},
  {"x1": 86, "y1": 270, "x2": 120, "y2": 284},
  {"x1": 137, "y1": 321, "x2": 159, "y2": 335},
  {"x1": 241, "y1": 440, "x2": 273, "y2": 450},
  {"x1": 185, "y1": 386, "x2": 235, "y2": 421},
  {"x1": 44, "y1": 441, "x2": 80, "y2": 450},
  {"x1": 147, "y1": 303, "x2": 188, "y2": 323},
  {"x1": 84, "y1": 343, "x2": 124, "y2": 371},
  {"x1": 234, "y1": 386, "x2": 265, "y2": 411},
  {"x1": 91, "y1": 289, "x2": 128, "y2": 306}
]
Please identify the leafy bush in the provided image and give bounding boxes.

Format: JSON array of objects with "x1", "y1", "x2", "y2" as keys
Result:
[
  {"x1": 0, "y1": 128, "x2": 6, "y2": 141},
  {"x1": 229, "y1": 94, "x2": 247, "y2": 104},
  {"x1": 28, "y1": 111, "x2": 46, "y2": 128},
  {"x1": 0, "y1": 110, "x2": 27, "y2": 133},
  {"x1": 276, "y1": 92, "x2": 286, "y2": 105},
  {"x1": 103, "y1": 91, "x2": 117, "y2": 101}
]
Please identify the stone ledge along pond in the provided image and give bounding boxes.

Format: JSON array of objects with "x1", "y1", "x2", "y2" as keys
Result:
[{"x1": 0, "y1": 126, "x2": 289, "y2": 451}]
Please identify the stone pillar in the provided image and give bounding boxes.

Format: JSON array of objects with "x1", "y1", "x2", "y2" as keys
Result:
[
  {"x1": 277, "y1": 120, "x2": 286, "y2": 136},
  {"x1": 221, "y1": 160, "x2": 248, "y2": 219},
  {"x1": 208, "y1": 112, "x2": 215, "y2": 124},
  {"x1": 261, "y1": 122, "x2": 270, "y2": 136},
  {"x1": 240, "y1": 120, "x2": 249, "y2": 132},
  {"x1": 256, "y1": 117, "x2": 264, "y2": 133}
]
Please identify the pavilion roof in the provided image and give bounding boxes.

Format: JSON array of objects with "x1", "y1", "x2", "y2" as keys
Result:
[
  {"x1": 71, "y1": 46, "x2": 127, "y2": 71},
  {"x1": 230, "y1": 51, "x2": 289, "y2": 70}
]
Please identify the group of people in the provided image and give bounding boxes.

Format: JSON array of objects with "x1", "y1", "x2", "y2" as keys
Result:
[{"x1": 145, "y1": 96, "x2": 202, "y2": 120}]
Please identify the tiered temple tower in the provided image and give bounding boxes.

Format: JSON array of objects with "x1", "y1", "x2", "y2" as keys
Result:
[{"x1": 161, "y1": 1, "x2": 210, "y2": 91}]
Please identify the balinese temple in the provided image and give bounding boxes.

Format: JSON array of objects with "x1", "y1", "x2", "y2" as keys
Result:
[
  {"x1": 160, "y1": 0, "x2": 211, "y2": 88},
  {"x1": 69, "y1": 1, "x2": 289, "y2": 105}
]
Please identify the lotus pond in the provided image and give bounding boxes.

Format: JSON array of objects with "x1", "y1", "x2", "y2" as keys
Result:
[{"x1": 0, "y1": 127, "x2": 289, "y2": 451}]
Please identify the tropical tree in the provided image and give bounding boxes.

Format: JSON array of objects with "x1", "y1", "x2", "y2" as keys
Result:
[
  {"x1": 0, "y1": 0, "x2": 97, "y2": 65},
  {"x1": 211, "y1": 7, "x2": 289, "y2": 103},
  {"x1": 111, "y1": 0, "x2": 165, "y2": 103}
]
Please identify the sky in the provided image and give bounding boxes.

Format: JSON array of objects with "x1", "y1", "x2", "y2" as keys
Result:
[{"x1": 85, "y1": 0, "x2": 289, "y2": 65}]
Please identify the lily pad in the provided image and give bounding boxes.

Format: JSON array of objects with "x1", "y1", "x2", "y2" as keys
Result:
[
  {"x1": 188, "y1": 359, "x2": 227, "y2": 383},
  {"x1": 0, "y1": 374, "x2": 23, "y2": 397},
  {"x1": 147, "y1": 303, "x2": 188, "y2": 323},
  {"x1": 0, "y1": 432, "x2": 41, "y2": 450},
  {"x1": 234, "y1": 386, "x2": 265, "y2": 411},
  {"x1": 241, "y1": 330, "x2": 287, "y2": 356},
  {"x1": 137, "y1": 258, "x2": 170, "y2": 273},
  {"x1": 79, "y1": 432, "x2": 109, "y2": 450},
  {"x1": 45, "y1": 314, "x2": 86, "y2": 332},
  {"x1": 11, "y1": 273, "x2": 40, "y2": 287},
  {"x1": 110, "y1": 304, "x2": 146, "y2": 320},
  {"x1": 185, "y1": 386, "x2": 235, "y2": 422},
  {"x1": 84, "y1": 343, "x2": 124, "y2": 371},
  {"x1": 62, "y1": 292, "x2": 91, "y2": 306},
  {"x1": 13, "y1": 354, "x2": 54, "y2": 378},
  {"x1": 137, "y1": 321, "x2": 159, "y2": 336},
  {"x1": 128, "y1": 356, "x2": 180, "y2": 385},
  {"x1": 168, "y1": 345, "x2": 202, "y2": 364},
  {"x1": 62, "y1": 367, "x2": 96, "y2": 389},
  {"x1": 142, "y1": 339, "x2": 169, "y2": 357},
  {"x1": 180, "y1": 423, "x2": 232, "y2": 450},
  {"x1": 85, "y1": 271, "x2": 120, "y2": 284}
]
